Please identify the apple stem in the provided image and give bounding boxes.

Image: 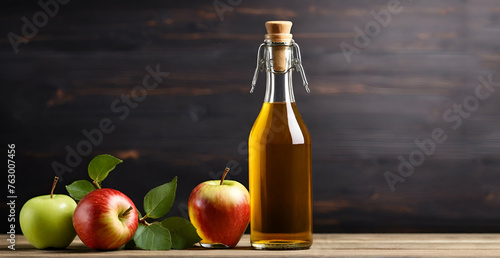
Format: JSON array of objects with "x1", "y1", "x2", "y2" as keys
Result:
[
  {"x1": 92, "y1": 180, "x2": 101, "y2": 189},
  {"x1": 220, "y1": 167, "x2": 230, "y2": 185},
  {"x1": 121, "y1": 206, "x2": 133, "y2": 217},
  {"x1": 50, "y1": 176, "x2": 59, "y2": 199}
]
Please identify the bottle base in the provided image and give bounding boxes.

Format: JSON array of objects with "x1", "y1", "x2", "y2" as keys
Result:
[{"x1": 251, "y1": 240, "x2": 311, "y2": 250}]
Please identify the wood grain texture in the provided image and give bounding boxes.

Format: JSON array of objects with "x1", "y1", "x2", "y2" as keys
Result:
[
  {"x1": 1, "y1": 0, "x2": 500, "y2": 233},
  {"x1": 3, "y1": 234, "x2": 500, "y2": 257}
]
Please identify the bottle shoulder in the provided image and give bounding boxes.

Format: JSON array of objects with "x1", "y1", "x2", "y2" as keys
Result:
[{"x1": 249, "y1": 102, "x2": 310, "y2": 145}]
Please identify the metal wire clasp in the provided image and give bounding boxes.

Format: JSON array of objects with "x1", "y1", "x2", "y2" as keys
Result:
[
  {"x1": 250, "y1": 39, "x2": 310, "y2": 93},
  {"x1": 250, "y1": 43, "x2": 265, "y2": 93}
]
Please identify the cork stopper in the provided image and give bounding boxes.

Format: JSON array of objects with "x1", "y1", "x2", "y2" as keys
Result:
[
  {"x1": 265, "y1": 21, "x2": 293, "y2": 72},
  {"x1": 265, "y1": 21, "x2": 293, "y2": 43}
]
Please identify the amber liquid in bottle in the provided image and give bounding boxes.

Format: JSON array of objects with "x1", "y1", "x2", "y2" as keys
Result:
[
  {"x1": 249, "y1": 102, "x2": 312, "y2": 249},
  {"x1": 249, "y1": 24, "x2": 312, "y2": 249}
]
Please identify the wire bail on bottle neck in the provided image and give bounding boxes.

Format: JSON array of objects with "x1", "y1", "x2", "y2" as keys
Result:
[{"x1": 250, "y1": 39, "x2": 310, "y2": 93}]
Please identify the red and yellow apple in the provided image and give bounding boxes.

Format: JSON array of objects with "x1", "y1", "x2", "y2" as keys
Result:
[
  {"x1": 72, "y1": 188, "x2": 138, "y2": 250},
  {"x1": 188, "y1": 168, "x2": 250, "y2": 248}
]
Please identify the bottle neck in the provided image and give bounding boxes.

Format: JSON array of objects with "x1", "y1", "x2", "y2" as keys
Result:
[
  {"x1": 251, "y1": 39, "x2": 309, "y2": 99},
  {"x1": 263, "y1": 44, "x2": 295, "y2": 103},
  {"x1": 264, "y1": 70, "x2": 295, "y2": 103}
]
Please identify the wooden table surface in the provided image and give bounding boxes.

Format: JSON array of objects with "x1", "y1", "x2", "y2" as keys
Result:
[{"x1": 2, "y1": 234, "x2": 500, "y2": 257}]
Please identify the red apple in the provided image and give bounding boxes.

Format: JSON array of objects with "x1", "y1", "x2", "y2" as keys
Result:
[
  {"x1": 73, "y1": 188, "x2": 138, "y2": 250},
  {"x1": 188, "y1": 168, "x2": 250, "y2": 248}
]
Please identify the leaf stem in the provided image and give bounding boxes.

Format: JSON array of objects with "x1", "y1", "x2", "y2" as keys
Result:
[
  {"x1": 220, "y1": 167, "x2": 230, "y2": 185},
  {"x1": 92, "y1": 180, "x2": 101, "y2": 189},
  {"x1": 50, "y1": 176, "x2": 59, "y2": 198},
  {"x1": 139, "y1": 215, "x2": 151, "y2": 226}
]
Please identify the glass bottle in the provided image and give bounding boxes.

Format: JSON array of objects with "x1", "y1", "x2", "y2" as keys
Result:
[{"x1": 248, "y1": 21, "x2": 312, "y2": 250}]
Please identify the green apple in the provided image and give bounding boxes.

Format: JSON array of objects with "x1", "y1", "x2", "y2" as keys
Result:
[{"x1": 20, "y1": 177, "x2": 77, "y2": 249}]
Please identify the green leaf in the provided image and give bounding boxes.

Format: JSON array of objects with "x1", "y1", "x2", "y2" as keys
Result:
[
  {"x1": 88, "y1": 154, "x2": 123, "y2": 183},
  {"x1": 161, "y1": 217, "x2": 201, "y2": 249},
  {"x1": 65, "y1": 180, "x2": 95, "y2": 200},
  {"x1": 144, "y1": 177, "x2": 177, "y2": 219},
  {"x1": 133, "y1": 223, "x2": 172, "y2": 250}
]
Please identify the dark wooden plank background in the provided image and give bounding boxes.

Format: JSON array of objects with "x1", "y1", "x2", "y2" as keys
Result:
[{"x1": 1, "y1": 0, "x2": 500, "y2": 233}]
